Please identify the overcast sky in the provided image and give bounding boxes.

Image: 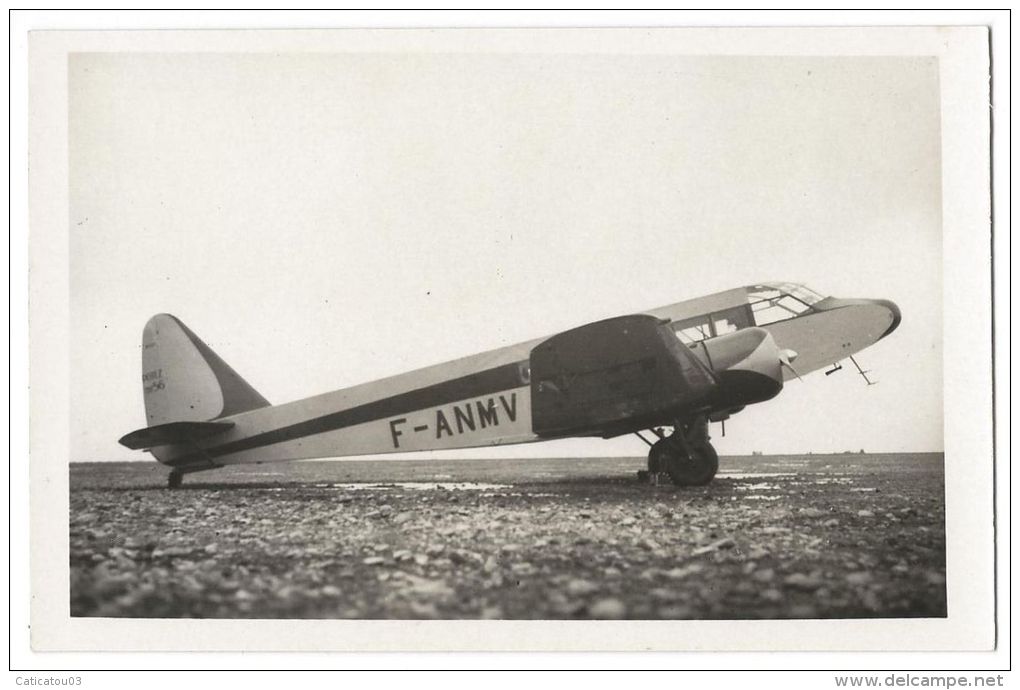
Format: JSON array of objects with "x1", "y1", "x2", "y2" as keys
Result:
[{"x1": 68, "y1": 52, "x2": 942, "y2": 462}]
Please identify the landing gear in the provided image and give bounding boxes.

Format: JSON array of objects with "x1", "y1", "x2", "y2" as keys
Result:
[
  {"x1": 168, "y1": 470, "x2": 184, "y2": 489},
  {"x1": 645, "y1": 416, "x2": 719, "y2": 487}
]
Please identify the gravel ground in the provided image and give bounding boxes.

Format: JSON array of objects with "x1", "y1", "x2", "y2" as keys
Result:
[{"x1": 69, "y1": 453, "x2": 946, "y2": 619}]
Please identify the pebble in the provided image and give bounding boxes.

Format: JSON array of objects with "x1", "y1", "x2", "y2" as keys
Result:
[
  {"x1": 408, "y1": 601, "x2": 439, "y2": 618},
  {"x1": 846, "y1": 571, "x2": 873, "y2": 585},
  {"x1": 783, "y1": 573, "x2": 823, "y2": 590},
  {"x1": 692, "y1": 538, "x2": 735, "y2": 556},
  {"x1": 589, "y1": 597, "x2": 627, "y2": 619},
  {"x1": 860, "y1": 590, "x2": 882, "y2": 610},
  {"x1": 448, "y1": 550, "x2": 472, "y2": 565},
  {"x1": 511, "y1": 562, "x2": 536, "y2": 576},
  {"x1": 155, "y1": 546, "x2": 191, "y2": 558},
  {"x1": 406, "y1": 578, "x2": 454, "y2": 600},
  {"x1": 789, "y1": 604, "x2": 818, "y2": 618},
  {"x1": 665, "y1": 564, "x2": 705, "y2": 580},
  {"x1": 566, "y1": 579, "x2": 599, "y2": 596}
]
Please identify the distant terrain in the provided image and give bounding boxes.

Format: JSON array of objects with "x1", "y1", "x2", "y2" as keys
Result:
[{"x1": 69, "y1": 453, "x2": 946, "y2": 620}]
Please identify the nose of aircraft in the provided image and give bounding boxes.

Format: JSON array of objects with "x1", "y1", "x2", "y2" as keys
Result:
[
  {"x1": 813, "y1": 297, "x2": 902, "y2": 342},
  {"x1": 873, "y1": 299, "x2": 902, "y2": 340}
]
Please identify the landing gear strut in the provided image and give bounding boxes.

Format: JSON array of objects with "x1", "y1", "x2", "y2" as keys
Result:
[
  {"x1": 645, "y1": 416, "x2": 719, "y2": 486},
  {"x1": 168, "y1": 470, "x2": 184, "y2": 489}
]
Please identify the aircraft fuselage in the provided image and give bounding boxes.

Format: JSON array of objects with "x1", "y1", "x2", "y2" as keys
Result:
[{"x1": 122, "y1": 282, "x2": 899, "y2": 481}]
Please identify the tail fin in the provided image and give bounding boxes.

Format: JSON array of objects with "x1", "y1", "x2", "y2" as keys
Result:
[{"x1": 141, "y1": 314, "x2": 269, "y2": 425}]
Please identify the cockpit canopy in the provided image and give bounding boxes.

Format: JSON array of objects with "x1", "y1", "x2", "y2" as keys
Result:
[
  {"x1": 747, "y1": 282, "x2": 826, "y2": 326},
  {"x1": 672, "y1": 282, "x2": 828, "y2": 345}
]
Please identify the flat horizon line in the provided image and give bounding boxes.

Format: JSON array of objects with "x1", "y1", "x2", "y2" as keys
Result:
[{"x1": 70, "y1": 450, "x2": 946, "y2": 465}]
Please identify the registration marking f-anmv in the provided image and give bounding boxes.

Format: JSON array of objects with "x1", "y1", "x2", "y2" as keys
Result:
[{"x1": 388, "y1": 393, "x2": 519, "y2": 448}]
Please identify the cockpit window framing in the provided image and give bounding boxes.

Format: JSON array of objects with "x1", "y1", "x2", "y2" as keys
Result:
[
  {"x1": 747, "y1": 283, "x2": 824, "y2": 327},
  {"x1": 672, "y1": 284, "x2": 826, "y2": 342},
  {"x1": 672, "y1": 304, "x2": 754, "y2": 345}
]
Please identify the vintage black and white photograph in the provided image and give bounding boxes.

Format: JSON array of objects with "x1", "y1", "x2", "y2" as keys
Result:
[{"x1": 23, "y1": 23, "x2": 997, "y2": 654}]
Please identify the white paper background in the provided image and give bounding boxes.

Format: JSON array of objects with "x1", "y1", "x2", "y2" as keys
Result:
[{"x1": 12, "y1": 13, "x2": 1005, "y2": 670}]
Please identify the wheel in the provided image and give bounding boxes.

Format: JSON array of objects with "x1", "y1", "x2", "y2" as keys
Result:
[
  {"x1": 168, "y1": 470, "x2": 183, "y2": 489},
  {"x1": 664, "y1": 441, "x2": 719, "y2": 487},
  {"x1": 688, "y1": 442, "x2": 719, "y2": 485},
  {"x1": 647, "y1": 438, "x2": 674, "y2": 474}
]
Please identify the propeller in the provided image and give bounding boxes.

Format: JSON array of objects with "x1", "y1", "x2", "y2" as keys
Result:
[{"x1": 778, "y1": 348, "x2": 803, "y2": 382}]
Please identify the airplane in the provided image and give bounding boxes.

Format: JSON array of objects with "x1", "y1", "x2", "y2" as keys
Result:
[{"x1": 119, "y1": 282, "x2": 900, "y2": 489}]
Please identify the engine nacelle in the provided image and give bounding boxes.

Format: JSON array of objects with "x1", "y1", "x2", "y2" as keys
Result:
[{"x1": 690, "y1": 327, "x2": 786, "y2": 409}]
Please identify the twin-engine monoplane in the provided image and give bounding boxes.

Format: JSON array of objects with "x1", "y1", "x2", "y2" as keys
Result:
[{"x1": 120, "y1": 282, "x2": 900, "y2": 488}]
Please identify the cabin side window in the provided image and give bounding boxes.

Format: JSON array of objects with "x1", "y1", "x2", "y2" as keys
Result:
[
  {"x1": 673, "y1": 316, "x2": 713, "y2": 345},
  {"x1": 712, "y1": 305, "x2": 754, "y2": 335},
  {"x1": 673, "y1": 305, "x2": 754, "y2": 344}
]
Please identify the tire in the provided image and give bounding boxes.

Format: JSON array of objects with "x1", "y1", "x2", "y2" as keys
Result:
[
  {"x1": 168, "y1": 471, "x2": 183, "y2": 489},
  {"x1": 688, "y1": 442, "x2": 719, "y2": 486},
  {"x1": 666, "y1": 441, "x2": 719, "y2": 487}
]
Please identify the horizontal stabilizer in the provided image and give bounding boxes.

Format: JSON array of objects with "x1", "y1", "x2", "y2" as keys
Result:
[{"x1": 119, "y1": 420, "x2": 235, "y2": 450}]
